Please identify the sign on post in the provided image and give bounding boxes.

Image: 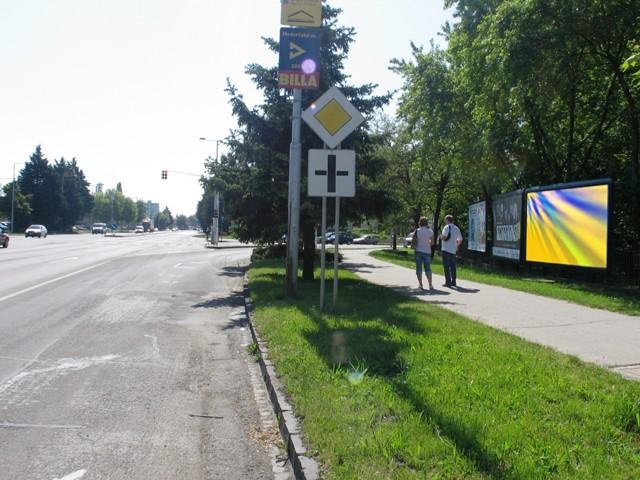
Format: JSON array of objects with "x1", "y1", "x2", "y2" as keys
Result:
[
  {"x1": 302, "y1": 86, "x2": 365, "y2": 148},
  {"x1": 281, "y1": 0, "x2": 322, "y2": 27},
  {"x1": 278, "y1": 28, "x2": 321, "y2": 90},
  {"x1": 308, "y1": 149, "x2": 355, "y2": 197}
]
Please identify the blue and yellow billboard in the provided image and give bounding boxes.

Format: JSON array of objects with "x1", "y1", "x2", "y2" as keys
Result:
[{"x1": 525, "y1": 182, "x2": 609, "y2": 269}]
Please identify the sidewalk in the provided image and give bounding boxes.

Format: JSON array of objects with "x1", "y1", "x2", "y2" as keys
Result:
[{"x1": 342, "y1": 247, "x2": 640, "y2": 381}]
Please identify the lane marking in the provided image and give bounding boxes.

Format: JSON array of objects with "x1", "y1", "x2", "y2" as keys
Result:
[
  {"x1": 0, "y1": 261, "x2": 110, "y2": 304},
  {"x1": 53, "y1": 470, "x2": 87, "y2": 480},
  {"x1": 0, "y1": 422, "x2": 85, "y2": 430},
  {"x1": 49, "y1": 256, "x2": 79, "y2": 264}
]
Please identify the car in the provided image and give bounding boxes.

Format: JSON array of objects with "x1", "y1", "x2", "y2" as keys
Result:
[
  {"x1": 25, "y1": 224, "x2": 48, "y2": 238},
  {"x1": 92, "y1": 223, "x2": 107, "y2": 234},
  {"x1": 326, "y1": 232, "x2": 354, "y2": 244},
  {"x1": 134, "y1": 225, "x2": 144, "y2": 233},
  {"x1": 353, "y1": 234, "x2": 379, "y2": 245},
  {"x1": 0, "y1": 227, "x2": 9, "y2": 248},
  {"x1": 402, "y1": 234, "x2": 414, "y2": 248}
]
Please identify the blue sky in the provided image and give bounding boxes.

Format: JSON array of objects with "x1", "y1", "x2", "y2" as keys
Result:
[{"x1": 0, "y1": 1, "x2": 454, "y2": 216}]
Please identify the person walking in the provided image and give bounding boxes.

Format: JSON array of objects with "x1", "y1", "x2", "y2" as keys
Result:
[
  {"x1": 412, "y1": 217, "x2": 434, "y2": 290},
  {"x1": 439, "y1": 214, "x2": 463, "y2": 287}
]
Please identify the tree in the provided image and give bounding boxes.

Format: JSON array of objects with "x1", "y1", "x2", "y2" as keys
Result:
[
  {"x1": 53, "y1": 157, "x2": 93, "y2": 231},
  {"x1": 0, "y1": 182, "x2": 32, "y2": 230},
  {"x1": 205, "y1": 3, "x2": 391, "y2": 280},
  {"x1": 154, "y1": 207, "x2": 173, "y2": 231},
  {"x1": 18, "y1": 146, "x2": 57, "y2": 227},
  {"x1": 175, "y1": 214, "x2": 188, "y2": 230}
]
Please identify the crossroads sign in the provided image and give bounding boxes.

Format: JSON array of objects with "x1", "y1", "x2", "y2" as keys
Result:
[
  {"x1": 308, "y1": 149, "x2": 355, "y2": 197},
  {"x1": 278, "y1": 28, "x2": 321, "y2": 90}
]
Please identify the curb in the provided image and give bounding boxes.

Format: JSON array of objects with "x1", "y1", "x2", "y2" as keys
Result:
[{"x1": 243, "y1": 278, "x2": 319, "y2": 480}]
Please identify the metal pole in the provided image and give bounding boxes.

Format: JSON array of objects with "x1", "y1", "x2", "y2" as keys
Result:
[
  {"x1": 333, "y1": 196, "x2": 340, "y2": 309},
  {"x1": 10, "y1": 163, "x2": 16, "y2": 233},
  {"x1": 320, "y1": 196, "x2": 326, "y2": 311},
  {"x1": 286, "y1": 88, "x2": 302, "y2": 296}
]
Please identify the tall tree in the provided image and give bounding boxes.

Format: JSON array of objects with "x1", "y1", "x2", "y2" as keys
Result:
[
  {"x1": 18, "y1": 146, "x2": 58, "y2": 227},
  {"x1": 205, "y1": 4, "x2": 391, "y2": 280}
]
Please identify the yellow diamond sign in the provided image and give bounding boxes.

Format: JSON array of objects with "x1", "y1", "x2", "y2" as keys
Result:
[
  {"x1": 302, "y1": 87, "x2": 365, "y2": 149},
  {"x1": 314, "y1": 99, "x2": 352, "y2": 136}
]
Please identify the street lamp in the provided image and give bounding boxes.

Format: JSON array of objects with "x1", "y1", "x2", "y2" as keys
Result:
[{"x1": 199, "y1": 137, "x2": 224, "y2": 244}]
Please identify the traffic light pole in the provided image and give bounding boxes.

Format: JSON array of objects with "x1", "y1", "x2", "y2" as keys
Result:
[{"x1": 285, "y1": 88, "x2": 302, "y2": 296}]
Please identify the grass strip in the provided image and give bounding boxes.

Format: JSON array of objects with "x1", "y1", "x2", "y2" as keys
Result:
[
  {"x1": 371, "y1": 249, "x2": 640, "y2": 316},
  {"x1": 249, "y1": 259, "x2": 640, "y2": 479}
]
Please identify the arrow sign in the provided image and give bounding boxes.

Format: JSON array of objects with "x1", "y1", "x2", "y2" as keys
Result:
[
  {"x1": 308, "y1": 149, "x2": 355, "y2": 197},
  {"x1": 289, "y1": 42, "x2": 305, "y2": 60}
]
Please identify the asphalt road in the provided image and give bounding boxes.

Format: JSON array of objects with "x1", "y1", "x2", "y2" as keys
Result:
[{"x1": 0, "y1": 231, "x2": 289, "y2": 480}]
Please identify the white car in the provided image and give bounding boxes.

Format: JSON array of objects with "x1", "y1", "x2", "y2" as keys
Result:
[
  {"x1": 25, "y1": 224, "x2": 48, "y2": 238},
  {"x1": 134, "y1": 225, "x2": 144, "y2": 233}
]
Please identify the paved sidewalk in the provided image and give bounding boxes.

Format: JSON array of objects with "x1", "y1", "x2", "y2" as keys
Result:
[{"x1": 342, "y1": 247, "x2": 640, "y2": 381}]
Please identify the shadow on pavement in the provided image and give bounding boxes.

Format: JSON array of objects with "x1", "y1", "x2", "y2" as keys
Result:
[
  {"x1": 218, "y1": 266, "x2": 247, "y2": 278},
  {"x1": 191, "y1": 292, "x2": 244, "y2": 310}
]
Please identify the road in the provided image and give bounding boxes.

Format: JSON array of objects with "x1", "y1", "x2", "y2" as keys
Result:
[{"x1": 0, "y1": 231, "x2": 290, "y2": 480}]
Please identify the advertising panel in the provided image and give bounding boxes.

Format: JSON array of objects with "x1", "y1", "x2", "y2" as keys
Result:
[
  {"x1": 492, "y1": 191, "x2": 523, "y2": 260},
  {"x1": 468, "y1": 201, "x2": 486, "y2": 252},
  {"x1": 525, "y1": 182, "x2": 609, "y2": 268}
]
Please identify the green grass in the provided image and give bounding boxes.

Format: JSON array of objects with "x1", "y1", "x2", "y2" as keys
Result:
[
  {"x1": 249, "y1": 260, "x2": 640, "y2": 479},
  {"x1": 371, "y1": 249, "x2": 640, "y2": 316}
]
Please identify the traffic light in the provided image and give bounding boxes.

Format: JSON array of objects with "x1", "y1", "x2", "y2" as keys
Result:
[{"x1": 161, "y1": 170, "x2": 167, "y2": 180}]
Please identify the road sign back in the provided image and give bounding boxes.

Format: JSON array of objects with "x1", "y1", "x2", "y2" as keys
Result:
[{"x1": 281, "y1": 0, "x2": 322, "y2": 27}]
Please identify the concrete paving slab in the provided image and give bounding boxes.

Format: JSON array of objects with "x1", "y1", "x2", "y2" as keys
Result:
[{"x1": 342, "y1": 247, "x2": 640, "y2": 372}]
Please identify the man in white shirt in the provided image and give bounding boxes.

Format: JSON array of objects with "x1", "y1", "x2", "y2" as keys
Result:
[
  {"x1": 413, "y1": 217, "x2": 434, "y2": 290},
  {"x1": 439, "y1": 214, "x2": 463, "y2": 287}
]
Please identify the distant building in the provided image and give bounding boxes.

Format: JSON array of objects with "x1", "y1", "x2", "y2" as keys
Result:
[
  {"x1": 146, "y1": 201, "x2": 160, "y2": 220},
  {"x1": 95, "y1": 183, "x2": 103, "y2": 193}
]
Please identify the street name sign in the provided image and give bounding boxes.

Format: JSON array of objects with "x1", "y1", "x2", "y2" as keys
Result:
[
  {"x1": 308, "y1": 149, "x2": 355, "y2": 197},
  {"x1": 281, "y1": 0, "x2": 322, "y2": 27},
  {"x1": 302, "y1": 86, "x2": 365, "y2": 148},
  {"x1": 278, "y1": 28, "x2": 321, "y2": 90}
]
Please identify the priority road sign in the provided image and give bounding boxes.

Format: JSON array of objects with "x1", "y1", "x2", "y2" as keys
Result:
[
  {"x1": 281, "y1": 0, "x2": 322, "y2": 27},
  {"x1": 278, "y1": 28, "x2": 321, "y2": 90},
  {"x1": 308, "y1": 149, "x2": 355, "y2": 197},
  {"x1": 302, "y1": 87, "x2": 365, "y2": 148}
]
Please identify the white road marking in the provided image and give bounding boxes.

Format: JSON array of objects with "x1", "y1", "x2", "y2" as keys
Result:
[
  {"x1": 49, "y1": 256, "x2": 79, "y2": 264},
  {"x1": 0, "y1": 422, "x2": 84, "y2": 430},
  {"x1": 53, "y1": 469, "x2": 87, "y2": 480},
  {"x1": 144, "y1": 334, "x2": 160, "y2": 359},
  {"x1": 0, "y1": 261, "x2": 110, "y2": 304}
]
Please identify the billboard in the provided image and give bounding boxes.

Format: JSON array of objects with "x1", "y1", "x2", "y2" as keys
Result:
[
  {"x1": 525, "y1": 182, "x2": 610, "y2": 269},
  {"x1": 468, "y1": 201, "x2": 486, "y2": 252},
  {"x1": 492, "y1": 191, "x2": 523, "y2": 260}
]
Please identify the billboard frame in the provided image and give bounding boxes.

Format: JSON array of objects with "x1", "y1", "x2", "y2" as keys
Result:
[
  {"x1": 467, "y1": 200, "x2": 487, "y2": 253},
  {"x1": 523, "y1": 178, "x2": 613, "y2": 271},
  {"x1": 491, "y1": 189, "x2": 524, "y2": 263}
]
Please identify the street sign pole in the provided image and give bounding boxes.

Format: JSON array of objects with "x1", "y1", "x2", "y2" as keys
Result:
[
  {"x1": 333, "y1": 195, "x2": 340, "y2": 309},
  {"x1": 320, "y1": 195, "x2": 327, "y2": 311},
  {"x1": 286, "y1": 88, "x2": 303, "y2": 296}
]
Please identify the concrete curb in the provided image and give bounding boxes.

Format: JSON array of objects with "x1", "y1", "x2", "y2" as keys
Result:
[{"x1": 243, "y1": 277, "x2": 319, "y2": 480}]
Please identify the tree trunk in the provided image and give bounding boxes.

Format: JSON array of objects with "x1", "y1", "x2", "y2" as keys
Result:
[{"x1": 302, "y1": 220, "x2": 316, "y2": 281}]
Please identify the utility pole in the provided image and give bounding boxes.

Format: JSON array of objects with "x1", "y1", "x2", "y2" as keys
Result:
[{"x1": 285, "y1": 88, "x2": 302, "y2": 295}]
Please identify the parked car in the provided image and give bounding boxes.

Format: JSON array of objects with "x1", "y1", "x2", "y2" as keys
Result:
[
  {"x1": 25, "y1": 224, "x2": 48, "y2": 238},
  {"x1": 326, "y1": 232, "x2": 354, "y2": 244},
  {"x1": 0, "y1": 227, "x2": 9, "y2": 248},
  {"x1": 92, "y1": 222, "x2": 107, "y2": 234},
  {"x1": 353, "y1": 234, "x2": 379, "y2": 245},
  {"x1": 402, "y1": 234, "x2": 414, "y2": 247},
  {"x1": 134, "y1": 225, "x2": 144, "y2": 233}
]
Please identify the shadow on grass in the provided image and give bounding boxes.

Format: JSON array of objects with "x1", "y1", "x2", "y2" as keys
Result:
[{"x1": 252, "y1": 269, "x2": 504, "y2": 477}]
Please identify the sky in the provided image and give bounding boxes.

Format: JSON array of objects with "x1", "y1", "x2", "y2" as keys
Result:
[{"x1": 0, "y1": 1, "x2": 455, "y2": 217}]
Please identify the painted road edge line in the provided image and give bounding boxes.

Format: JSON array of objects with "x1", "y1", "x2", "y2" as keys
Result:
[{"x1": 0, "y1": 261, "x2": 111, "y2": 304}]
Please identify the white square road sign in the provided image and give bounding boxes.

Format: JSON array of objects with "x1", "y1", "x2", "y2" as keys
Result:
[{"x1": 307, "y1": 149, "x2": 355, "y2": 197}]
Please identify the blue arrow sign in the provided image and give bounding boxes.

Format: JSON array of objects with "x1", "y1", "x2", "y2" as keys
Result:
[{"x1": 278, "y1": 28, "x2": 321, "y2": 90}]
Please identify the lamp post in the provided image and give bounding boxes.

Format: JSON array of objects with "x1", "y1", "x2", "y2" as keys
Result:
[
  {"x1": 199, "y1": 137, "x2": 223, "y2": 244},
  {"x1": 10, "y1": 162, "x2": 25, "y2": 233}
]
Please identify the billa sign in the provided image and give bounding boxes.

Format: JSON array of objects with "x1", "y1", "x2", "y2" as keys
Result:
[{"x1": 278, "y1": 27, "x2": 321, "y2": 90}]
